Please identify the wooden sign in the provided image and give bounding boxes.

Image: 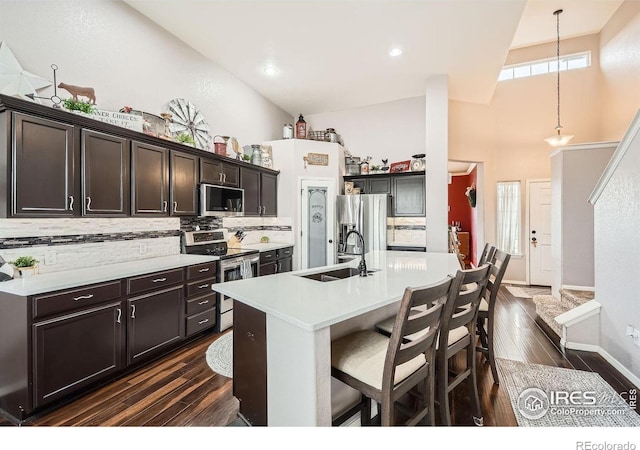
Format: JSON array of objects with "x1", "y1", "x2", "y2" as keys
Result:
[
  {"x1": 306, "y1": 152, "x2": 329, "y2": 166},
  {"x1": 75, "y1": 109, "x2": 143, "y2": 132}
]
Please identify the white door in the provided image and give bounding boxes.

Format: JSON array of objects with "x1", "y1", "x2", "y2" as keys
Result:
[
  {"x1": 529, "y1": 180, "x2": 552, "y2": 286},
  {"x1": 300, "y1": 179, "x2": 336, "y2": 269}
]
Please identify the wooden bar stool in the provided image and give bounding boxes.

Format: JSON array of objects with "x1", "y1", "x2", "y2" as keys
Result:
[
  {"x1": 331, "y1": 277, "x2": 453, "y2": 426},
  {"x1": 475, "y1": 248, "x2": 511, "y2": 384}
]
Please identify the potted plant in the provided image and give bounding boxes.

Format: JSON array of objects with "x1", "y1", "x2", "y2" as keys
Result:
[
  {"x1": 370, "y1": 165, "x2": 381, "y2": 174},
  {"x1": 11, "y1": 256, "x2": 38, "y2": 277},
  {"x1": 62, "y1": 98, "x2": 95, "y2": 114},
  {"x1": 175, "y1": 132, "x2": 195, "y2": 146}
]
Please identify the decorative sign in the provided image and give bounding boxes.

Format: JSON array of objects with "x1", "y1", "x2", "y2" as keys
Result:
[
  {"x1": 75, "y1": 109, "x2": 143, "y2": 132},
  {"x1": 306, "y1": 152, "x2": 329, "y2": 166},
  {"x1": 390, "y1": 160, "x2": 411, "y2": 172}
]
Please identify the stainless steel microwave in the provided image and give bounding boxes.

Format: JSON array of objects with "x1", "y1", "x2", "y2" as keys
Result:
[{"x1": 199, "y1": 184, "x2": 244, "y2": 217}]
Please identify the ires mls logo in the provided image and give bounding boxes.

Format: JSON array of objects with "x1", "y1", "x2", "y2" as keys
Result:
[{"x1": 517, "y1": 388, "x2": 598, "y2": 420}]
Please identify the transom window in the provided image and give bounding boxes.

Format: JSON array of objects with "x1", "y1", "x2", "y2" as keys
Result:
[{"x1": 498, "y1": 51, "x2": 591, "y2": 81}]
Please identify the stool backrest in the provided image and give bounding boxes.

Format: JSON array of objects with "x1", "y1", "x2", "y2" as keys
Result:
[
  {"x1": 486, "y1": 249, "x2": 511, "y2": 307},
  {"x1": 478, "y1": 243, "x2": 496, "y2": 267}
]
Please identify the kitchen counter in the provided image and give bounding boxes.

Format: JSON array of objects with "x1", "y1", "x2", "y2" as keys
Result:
[
  {"x1": 212, "y1": 250, "x2": 460, "y2": 426},
  {"x1": 0, "y1": 254, "x2": 218, "y2": 296},
  {"x1": 239, "y1": 242, "x2": 294, "y2": 252}
]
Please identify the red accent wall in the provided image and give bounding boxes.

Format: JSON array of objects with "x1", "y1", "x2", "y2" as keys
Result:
[
  {"x1": 468, "y1": 166, "x2": 478, "y2": 266},
  {"x1": 448, "y1": 174, "x2": 472, "y2": 230}
]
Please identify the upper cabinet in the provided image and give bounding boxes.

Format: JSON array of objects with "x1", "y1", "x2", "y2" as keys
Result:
[
  {"x1": 170, "y1": 151, "x2": 198, "y2": 216},
  {"x1": 82, "y1": 129, "x2": 130, "y2": 216},
  {"x1": 11, "y1": 112, "x2": 78, "y2": 217},
  {"x1": 131, "y1": 141, "x2": 170, "y2": 216},
  {"x1": 343, "y1": 171, "x2": 425, "y2": 217},
  {"x1": 200, "y1": 159, "x2": 239, "y2": 187},
  {"x1": 240, "y1": 167, "x2": 277, "y2": 217}
]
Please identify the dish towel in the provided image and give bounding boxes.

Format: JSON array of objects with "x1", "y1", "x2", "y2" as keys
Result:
[{"x1": 240, "y1": 259, "x2": 253, "y2": 279}]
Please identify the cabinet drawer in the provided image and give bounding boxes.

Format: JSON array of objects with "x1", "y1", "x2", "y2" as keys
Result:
[
  {"x1": 33, "y1": 281, "x2": 122, "y2": 319},
  {"x1": 276, "y1": 247, "x2": 293, "y2": 259},
  {"x1": 128, "y1": 268, "x2": 184, "y2": 295},
  {"x1": 186, "y1": 277, "x2": 216, "y2": 299},
  {"x1": 186, "y1": 308, "x2": 216, "y2": 337},
  {"x1": 260, "y1": 250, "x2": 276, "y2": 264},
  {"x1": 186, "y1": 262, "x2": 217, "y2": 280},
  {"x1": 186, "y1": 293, "x2": 217, "y2": 316}
]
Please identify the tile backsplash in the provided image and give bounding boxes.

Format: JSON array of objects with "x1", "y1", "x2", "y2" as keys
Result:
[{"x1": 387, "y1": 217, "x2": 426, "y2": 248}]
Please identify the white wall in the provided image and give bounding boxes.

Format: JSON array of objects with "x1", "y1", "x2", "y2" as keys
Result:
[{"x1": 0, "y1": 0, "x2": 290, "y2": 146}]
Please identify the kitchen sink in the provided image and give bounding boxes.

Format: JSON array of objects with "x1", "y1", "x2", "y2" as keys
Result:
[{"x1": 299, "y1": 267, "x2": 378, "y2": 282}]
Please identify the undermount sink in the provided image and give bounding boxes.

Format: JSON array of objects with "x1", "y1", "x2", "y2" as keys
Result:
[{"x1": 299, "y1": 267, "x2": 378, "y2": 282}]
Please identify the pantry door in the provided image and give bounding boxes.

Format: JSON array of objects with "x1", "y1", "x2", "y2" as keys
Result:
[{"x1": 300, "y1": 178, "x2": 336, "y2": 269}]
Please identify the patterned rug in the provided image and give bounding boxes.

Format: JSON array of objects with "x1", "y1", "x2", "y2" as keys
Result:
[
  {"x1": 506, "y1": 285, "x2": 551, "y2": 299},
  {"x1": 205, "y1": 331, "x2": 233, "y2": 378},
  {"x1": 497, "y1": 358, "x2": 640, "y2": 426}
]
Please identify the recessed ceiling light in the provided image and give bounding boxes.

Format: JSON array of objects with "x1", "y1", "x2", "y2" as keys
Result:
[
  {"x1": 389, "y1": 48, "x2": 402, "y2": 57},
  {"x1": 263, "y1": 65, "x2": 278, "y2": 76}
]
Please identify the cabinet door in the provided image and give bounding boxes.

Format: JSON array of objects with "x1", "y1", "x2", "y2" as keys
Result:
[
  {"x1": 233, "y1": 300, "x2": 267, "y2": 426},
  {"x1": 392, "y1": 175, "x2": 425, "y2": 217},
  {"x1": 170, "y1": 151, "x2": 198, "y2": 216},
  {"x1": 222, "y1": 164, "x2": 240, "y2": 187},
  {"x1": 32, "y1": 301, "x2": 123, "y2": 408},
  {"x1": 12, "y1": 112, "x2": 77, "y2": 217},
  {"x1": 82, "y1": 130, "x2": 130, "y2": 216},
  {"x1": 259, "y1": 262, "x2": 277, "y2": 277},
  {"x1": 131, "y1": 141, "x2": 169, "y2": 216},
  {"x1": 349, "y1": 178, "x2": 369, "y2": 194},
  {"x1": 200, "y1": 158, "x2": 223, "y2": 185},
  {"x1": 240, "y1": 167, "x2": 261, "y2": 216},
  {"x1": 278, "y1": 257, "x2": 292, "y2": 273},
  {"x1": 369, "y1": 177, "x2": 391, "y2": 194},
  {"x1": 127, "y1": 285, "x2": 184, "y2": 365},
  {"x1": 260, "y1": 172, "x2": 277, "y2": 216}
]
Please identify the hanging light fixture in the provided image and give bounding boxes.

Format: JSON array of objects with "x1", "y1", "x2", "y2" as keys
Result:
[{"x1": 545, "y1": 9, "x2": 574, "y2": 147}]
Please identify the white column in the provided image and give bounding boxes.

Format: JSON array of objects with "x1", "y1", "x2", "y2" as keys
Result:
[{"x1": 425, "y1": 75, "x2": 449, "y2": 252}]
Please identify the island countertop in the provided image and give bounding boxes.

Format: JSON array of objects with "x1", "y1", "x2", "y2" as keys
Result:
[{"x1": 212, "y1": 250, "x2": 461, "y2": 332}]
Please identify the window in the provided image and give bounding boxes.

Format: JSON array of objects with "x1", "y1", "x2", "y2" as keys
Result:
[
  {"x1": 497, "y1": 181, "x2": 521, "y2": 255},
  {"x1": 498, "y1": 51, "x2": 591, "y2": 82}
]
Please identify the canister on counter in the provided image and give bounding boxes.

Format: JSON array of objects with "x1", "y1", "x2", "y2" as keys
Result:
[{"x1": 283, "y1": 124, "x2": 294, "y2": 139}]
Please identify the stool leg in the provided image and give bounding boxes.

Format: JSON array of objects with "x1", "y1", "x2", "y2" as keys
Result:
[
  {"x1": 361, "y1": 395, "x2": 372, "y2": 426},
  {"x1": 487, "y1": 313, "x2": 499, "y2": 385},
  {"x1": 467, "y1": 337, "x2": 483, "y2": 426}
]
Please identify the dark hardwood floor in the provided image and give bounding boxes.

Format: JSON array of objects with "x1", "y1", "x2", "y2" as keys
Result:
[{"x1": 0, "y1": 285, "x2": 636, "y2": 427}]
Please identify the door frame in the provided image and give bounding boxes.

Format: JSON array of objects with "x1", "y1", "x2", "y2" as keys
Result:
[
  {"x1": 298, "y1": 177, "x2": 337, "y2": 270},
  {"x1": 525, "y1": 178, "x2": 551, "y2": 286}
]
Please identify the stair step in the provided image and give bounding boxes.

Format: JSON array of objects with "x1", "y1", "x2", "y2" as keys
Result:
[{"x1": 559, "y1": 289, "x2": 594, "y2": 308}]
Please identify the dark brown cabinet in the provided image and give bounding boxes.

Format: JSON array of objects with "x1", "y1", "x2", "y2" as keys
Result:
[
  {"x1": 184, "y1": 261, "x2": 217, "y2": 337},
  {"x1": 126, "y1": 284, "x2": 184, "y2": 365},
  {"x1": 81, "y1": 129, "x2": 130, "y2": 216},
  {"x1": 258, "y1": 246, "x2": 293, "y2": 276},
  {"x1": 11, "y1": 112, "x2": 78, "y2": 217},
  {"x1": 241, "y1": 167, "x2": 278, "y2": 217},
  {"x1": 392, "y1": 174, "x2": 425, "y2": 216},
  {"x1": 170, "y1": 151, "x2": 198, "y2": 216},
  {"x1": 131, "y1": 141, "x2": 169, "y2": 216},
  {"x1": 200, "y1": 159, "x2": 239, "y2": 187},
  {"x1": 32, "y1": 301, "x2": 124, "y2": 408},
  {"x1": 233, "y1": 300, "x2": 267, "y2": 426}
]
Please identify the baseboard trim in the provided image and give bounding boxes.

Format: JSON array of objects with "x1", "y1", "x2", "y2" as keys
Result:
[
  {"x1": 503, "y1": 279, "x2": 527, "y2": 286},
  {"x1": 597, "y1": 347, "x2": 640, "y2": 390},
  {"x1": 561, "y1": 285, "x2": 595, "y2": 292},
  {"x1": 562, "y1": 341, "x2": 600, "y2": 352}
]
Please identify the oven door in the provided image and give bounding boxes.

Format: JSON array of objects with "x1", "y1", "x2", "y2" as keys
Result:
[{"x1": 218, "y1": 255, "x2": 259, "y2": 331}]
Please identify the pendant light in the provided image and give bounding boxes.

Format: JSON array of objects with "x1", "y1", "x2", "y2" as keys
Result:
[{"x1": 544, "y1": 9, "x2": 574, "y2": 147}]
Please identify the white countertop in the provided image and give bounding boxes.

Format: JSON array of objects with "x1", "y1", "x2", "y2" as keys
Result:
[
  {"x1": 240, "y1": 242, "x2": 294, "y2": 252},
  {"x1": 212, "y1": 250, "x2": 460, "y2": 331},
  {"x1": 0, "y1": 254, "x2": 218, "y2": 296}
]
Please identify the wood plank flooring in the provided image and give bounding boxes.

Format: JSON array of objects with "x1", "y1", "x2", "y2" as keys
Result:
[{"x1": 0, "y1": 285, "x2": 636, "y2": 427}]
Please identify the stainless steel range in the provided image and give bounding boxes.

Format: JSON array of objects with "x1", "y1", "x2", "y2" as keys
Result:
[{"x1": 182, "y1": 229, "x2": 259, "y2": 332}]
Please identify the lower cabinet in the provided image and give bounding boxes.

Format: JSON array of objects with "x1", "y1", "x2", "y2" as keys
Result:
[
  {"x1": 233, "y1": 300, "x2": 267, "y2": 426},
  {"x1": 258, "y1": 246, "x2": 293, "y2": 276},
  {"x1": 32, "y1": 301, "x2": 124, "y2": 408},
  {"x1": 127, "y1": 285, "x2": 184, "y2": 365}
]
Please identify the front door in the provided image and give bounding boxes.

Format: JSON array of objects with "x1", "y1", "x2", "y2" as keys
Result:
[
  {"x1": 300, "y1": 179, "x2": 335, "y2": 269},
  {"x1": 529, "y1": 180, "x2": 552, "y2": 286}
]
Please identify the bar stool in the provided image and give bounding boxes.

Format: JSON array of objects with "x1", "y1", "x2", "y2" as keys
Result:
[
  {"x1": 475, "y1": 248, "x2": 511, "y2": 384},
  {"x1": 330, "y1": 277, "x2": 453, "y2": 426},
  {"x1": 478, "y1": 243, "x2": 496, "y2": 267}
]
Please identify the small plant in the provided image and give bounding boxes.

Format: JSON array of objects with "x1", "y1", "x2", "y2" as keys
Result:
[
  {"x1": 175, "y1": 132, "x2": 195, "y2": 145},
  {"x1": 11, "y1": 256, "x2": 38, "y2": 268},
  {"x1": 241, "y1": 153, "x2": 251, "y2": 161},
  {"x1": 62, "y1": 98, "x2": 95, "y2": 114},
  {"x1": 371, "y1": 165, "x2": 381, "y2": 171}
]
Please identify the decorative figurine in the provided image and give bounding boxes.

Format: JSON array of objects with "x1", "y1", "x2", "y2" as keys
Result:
[{"x1": 57, "y1": 82, "x2": 96, "y2": 104}]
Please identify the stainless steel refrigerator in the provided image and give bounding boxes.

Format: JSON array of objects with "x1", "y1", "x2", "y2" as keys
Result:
[{"x1": 336, "y1": 194, "x2": 387, "y2": 263}]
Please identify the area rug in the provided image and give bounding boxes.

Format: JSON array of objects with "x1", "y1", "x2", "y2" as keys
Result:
[
  {"x1": 205, "y1": 331, "x2": 233, "y2": 378},
  {"x1": 496, "y1": 358, "x2": 640, "y2": 427},
  {"x1": 505, "y1": 285, "x2": 551, "y2": 299}
]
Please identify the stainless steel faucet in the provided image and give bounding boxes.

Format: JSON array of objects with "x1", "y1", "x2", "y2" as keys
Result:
[{"x1": 345, "y1": 229, "x2": 367, "y2": 277}]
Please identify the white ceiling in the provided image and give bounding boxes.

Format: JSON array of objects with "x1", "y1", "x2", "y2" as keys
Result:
[{"x1": 124, "y1": 0, "x2": 623, "y2": 116}]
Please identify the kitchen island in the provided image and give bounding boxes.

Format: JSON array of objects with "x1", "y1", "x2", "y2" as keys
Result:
[{"x1": 211, "y1": 250, "x2": 460, "y2": 426}]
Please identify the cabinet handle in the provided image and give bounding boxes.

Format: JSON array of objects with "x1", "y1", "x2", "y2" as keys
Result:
[
  {"x1": 153, "y1": 277, "x2": 167, "y2": 283},
  {"x1": 86, "y1": 196, "x2": 92, "y2": 211},
  {"x1": 247, "y1": 331, "x2": 255, "y2": 340},
  {"x1": 263, "y1": 206, "x2": 266, "y2": 215},
  {"x1": 198, "y1": 299, "x2": 210, "y2": 305},
  {"x1": 219, "y1": 173, "x2": 223, "y2": 183},
  {"x1": 198, "y1": 267, "x2": 210, "y2": 273},
  {"x1": 73, "y1": 294, "x2": 94, "y2": 301},
  {"x1": 131, "y1": 305, "x2": 136, "y2": 319},
  {"x1": 257, "y1": 205, "x2": 262, "y2": 214},
  {"x1": 173, "y1": 201, "x2": 178, "y2": 212},
  {"x1": 198, "y1": 284, "x2": 210, "y2": 289},
  {"x1": 278, "y1": 262, "x2": 282, "y2": 272},
  {"x1": 163, "y1": 201, "x2": 168, "y2": 212},
  {"x1": 116, "y1": 308, "x2": 121, "y2": 324},
  {"x1": 198, "y1": 318, "x2": 209, "y2": 325},
  {"x1": 68, "y1": 195, "x2": 74, "y2": 211},
  {"x1": 223, "y1": 173, "x2": 227, "y2": 183}
]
